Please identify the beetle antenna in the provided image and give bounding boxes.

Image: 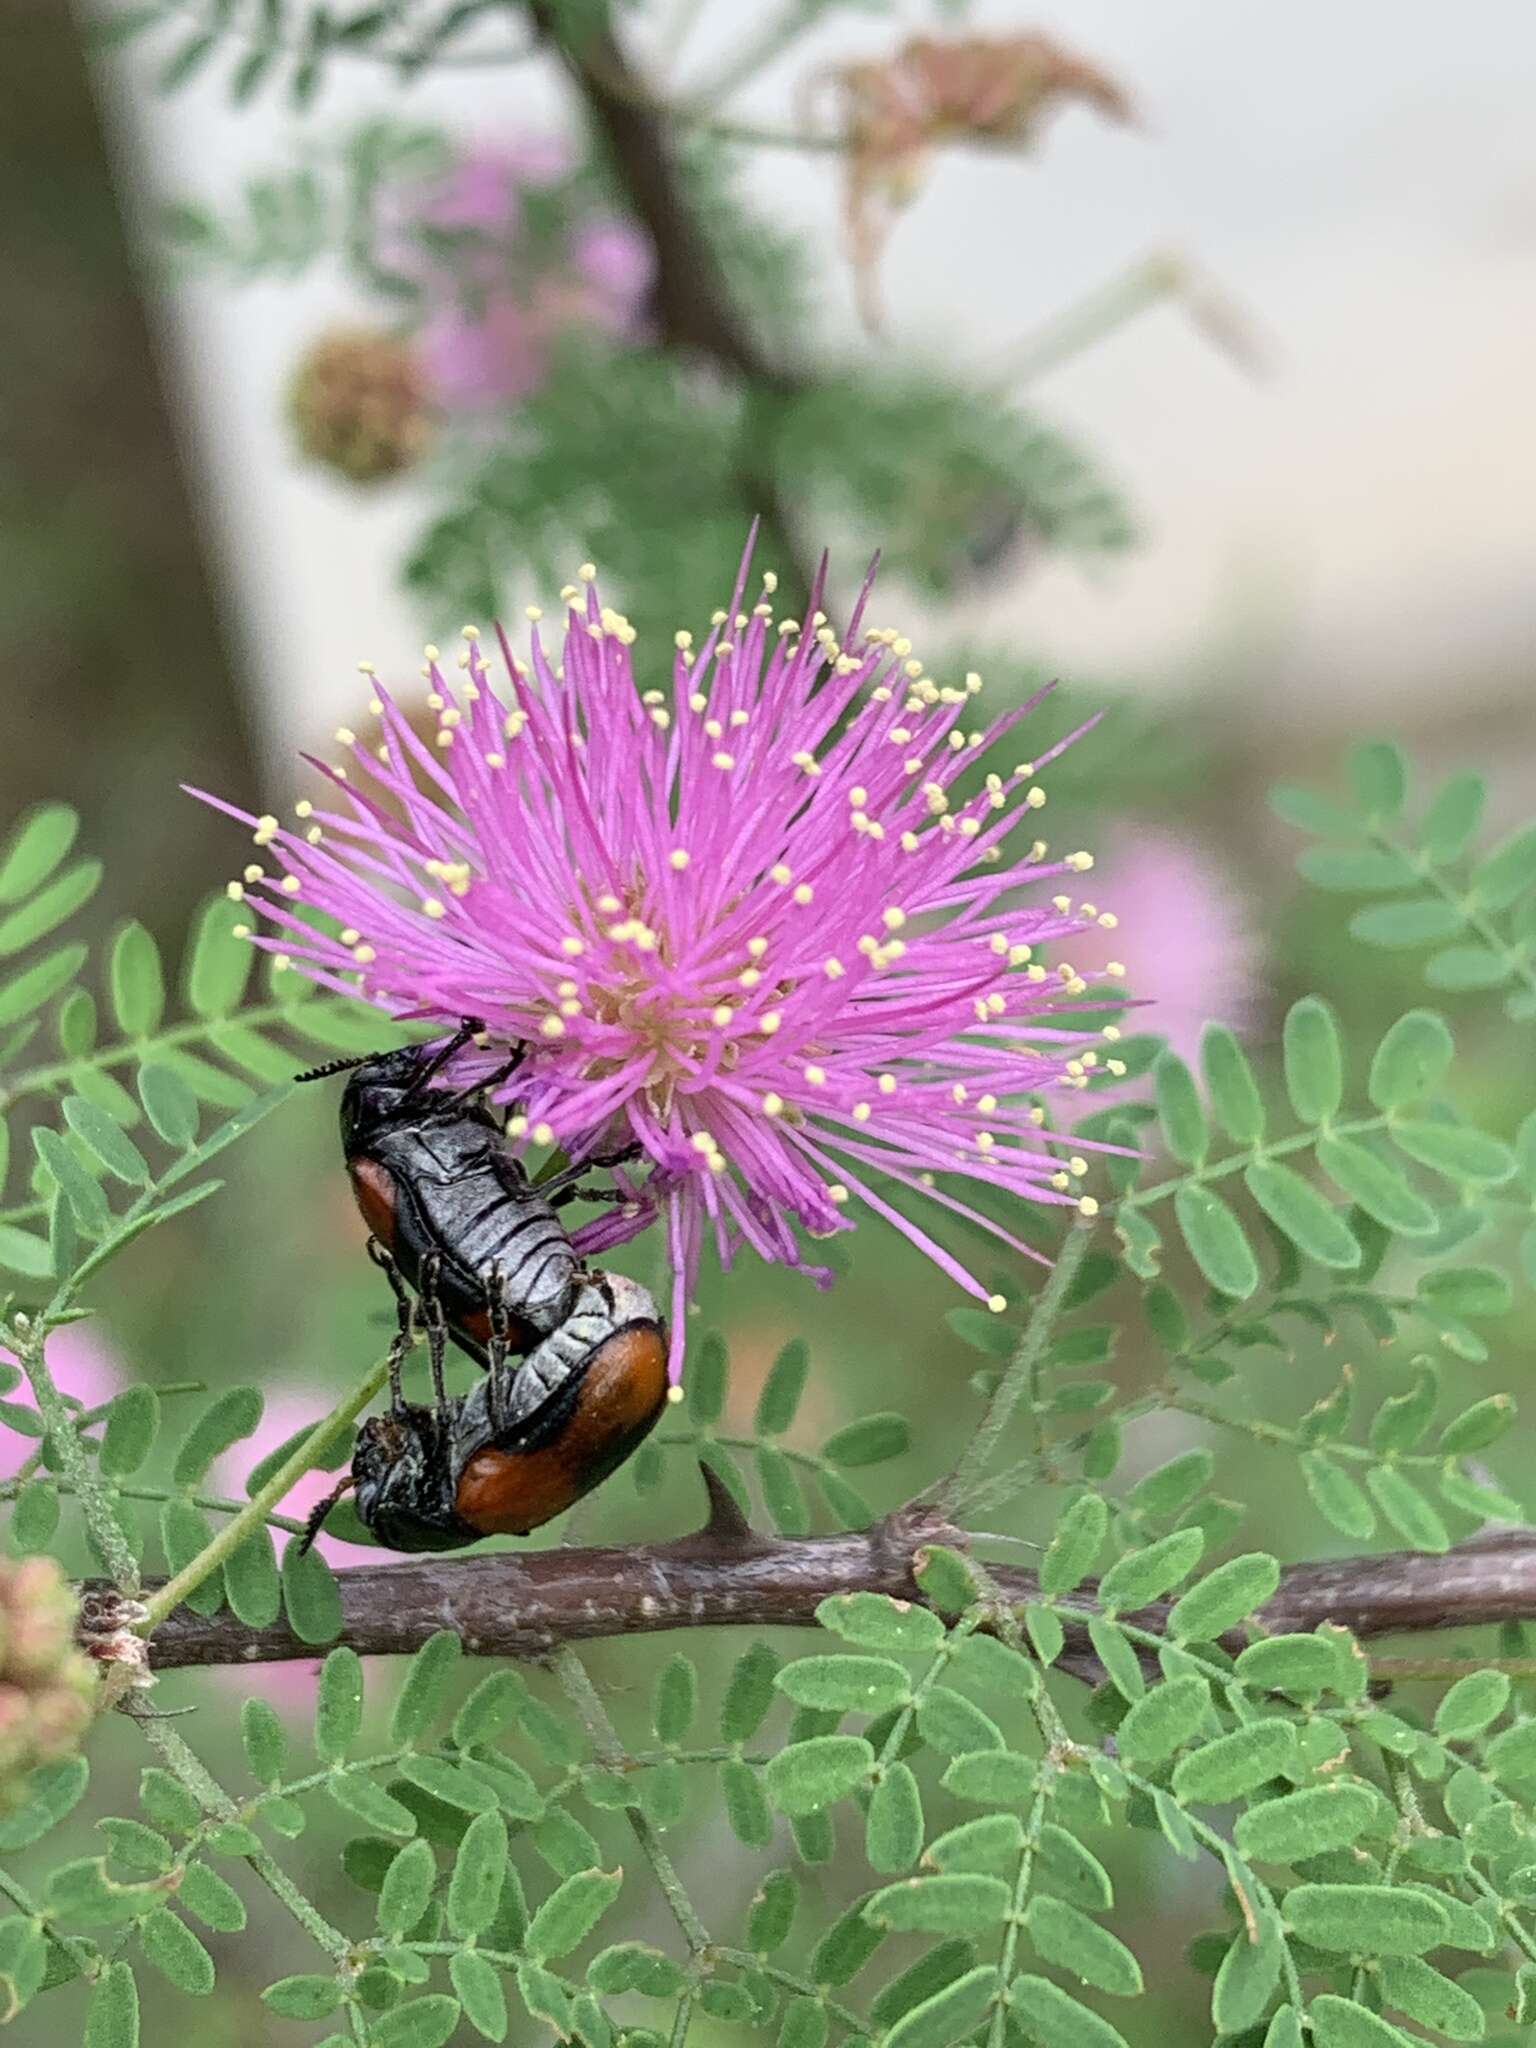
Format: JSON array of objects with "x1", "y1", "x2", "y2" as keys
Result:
[
  {"x1": 293, "y1": 1051, "x2": 373, "y2": 1084},
  {"x1": 296, "y1": 1473, "x2": 355, "y2": 1556},
  {"x1": 400, "y1": 1017, "x2": 488, "y2": 1105}
]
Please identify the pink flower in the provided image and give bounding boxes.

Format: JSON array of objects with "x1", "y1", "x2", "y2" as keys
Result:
[
  {"x1": 394, "y1": 140, "x2": 653, "y2": 408},
  {"x1": 0, "y1": 1324, "x2": 121, "y2": 1479},
  {"x1": 196, "y1": 539, "x2": 1122, "y2": 1379},
  {"x1": 1066, "y1": 826, "x2": 1260, "y2": 1068}
]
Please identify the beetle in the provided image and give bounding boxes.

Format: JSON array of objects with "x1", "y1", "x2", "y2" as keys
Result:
[
  {"x1": 301, "y1": 1269, "x2": 668, "y2": 1553},
  {"x1": 297, "y1": 1019, "x2": 639, "y2": 1410}
]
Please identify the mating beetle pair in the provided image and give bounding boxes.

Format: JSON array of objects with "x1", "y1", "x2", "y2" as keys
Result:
[{"x1": 299, "y1": 1020, "x2": 668, "y2": 1554}]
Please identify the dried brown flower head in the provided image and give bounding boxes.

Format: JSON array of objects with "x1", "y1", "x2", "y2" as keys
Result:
[{"x1": 287, "y1": 327, "x2": 435, "y2": 485}]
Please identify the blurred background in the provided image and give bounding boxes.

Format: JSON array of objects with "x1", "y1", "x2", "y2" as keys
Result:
[{"x1": 4, "y1": 0, "x2": 1536, "y2": 2039}]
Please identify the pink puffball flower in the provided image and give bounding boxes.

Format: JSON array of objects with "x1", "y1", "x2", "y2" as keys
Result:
[
  {"x1": 398, "y1": 140, "x2": 653, "y2": 409},
  {"x1": 196, "y1": 539, "x2": 1122, "y2": 1382},
  {"x1": 1066, "y1": 825, "x2": 1260, "y2": 1069},
  {"x1": 0, "y1": 1324, "x2": 121, "y2": 1479}
]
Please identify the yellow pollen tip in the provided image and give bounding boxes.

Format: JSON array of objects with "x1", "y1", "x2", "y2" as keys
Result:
[
  {"x1": 769, "y1": 864, "x2": 793, "y2": 885},
  {"x1": 353, "y1": 944, "x2": 375, "y2": 964},
  {"x1": 225, "y1": 881, "x2": 244, "y2": 901},
  {"x1": 532, "y1": 1122, "x2": 555, "y2": 1146},
  {"x1": 231, "y1": 923, "x2": 251, "y2": 939},
  {"x1": 757, "y1": 1012, "x2": 782, "y2": 1035},
  {"x1": 712, "y1": 1005, "x2": 734, "y2": 1028},
  {"x1": 881, "y1": 907, "x2": 906, "y2": 931},
  {"x1": 828, "y1": 1184, "x2": 849, "y2": 1205},
  {"x1": 667, "y1": 1383, "x2": 685, "y2": 1405},
  {"x1": 279, "y1": 875, "x2": 301, "y2": 896},
  {"x1": 987, "y1": 1294, "x2": 1007, "y2": 1313},
  {"x1": 507, "y1": 1115, "x2": 528, "y2": 1138},
  {"x1": 421, "y1": 897, "x2": 446, "y2": 919},
  {"x1": 540, "y1": 1016, "x2": 565, "y2": 1039},
  {"x1": 1078, "y1": 1196, "x2": 1100, "y2": 1218},
  {"x1": 877, "y1": 1074, "x2": 897, "y2": 1096},
  {"x1": 792, "y1": 884, "x2": 814, "y2": 906},
  {"x1": 334, "y1": 728, "x2": 355, "y2": 746},
  {"x1": 761, "y1": 1093, "x2": 785, "y2": 1116},
  {"x1": 711, "y1": 752, "x2": 736, "y2": 771},
  {"x1": 669, "y1": 850, "x2": 691, "y2": 871},
  {"x1": 1105, "y1": 961, "x2": 1126, "y2": 980}
]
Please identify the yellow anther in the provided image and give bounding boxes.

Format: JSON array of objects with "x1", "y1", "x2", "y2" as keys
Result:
[
  {"x1": 711, "y1": 752, "x2": 736, "y2": 770},
  {"x1": 828, "y1": 1184, "x2": 849, "y2": 1205},
  {"x1": 540, "y1": 1016, "x2": 566, "y2": 1039},
  {"x1": 421, "y1": 897, "x2": 446, "y2": 918},
  {"x1": 712, "y1": 1005, "x2": 734, "y2": 1028},
  {"x1": 1066, "y1": 851, "x2": 1094, "y2": 872},
  {"x1": 1078, "y1": 1196, "x2": 1100, "y2": 1218},
  {"x1": 804, "y1": 1064, "x2": 826, "y2": 1085},
  {"x1": 577, "y1": 562, "x2": 596, "y2": 583},
  {"x1": 824, "y1": 957, "x2": 845, "y2": 979},
  {"x1": 225, "y1": 881, "x2": 244, "y2": 901},
  {"x1": 987, "y1": 1294, "x2": 1007, "y2": 1313},
  {"x1": 669, "y1": 850, "x2": 691, "y2": 871},
  {"x1": 757, "y1": 1011, "x2": 782, "y2": 1035},
  {"x1": 280, "y1": 875, "x2": 301, "y2": 896},
  {"x1": 739, "y1": 968, "x2": 762, "y2": 989},
  {"x1": 253, "y1": 814, "x2": 279, "y2": 846},
  {"x1": 770, "y1": 863, "x2": 793, "y2": 885},
  {"x1": 877, "y1": 1074, "x2": 897, "y2": 1096},
  {"x1": 792, "y1": 884, "x2": 814, "y2": 906},
  {"x1": 353, "y1": 944, "x2": 376, "y2": 964},
  {"x1": 762, "y1": 1093, "x2": 785, "y2": 1116},
  {"x1": 334, "y1": 727, "x2": 356, "y2": 746}
]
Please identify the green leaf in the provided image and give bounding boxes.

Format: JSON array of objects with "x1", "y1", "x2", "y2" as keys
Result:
[
  {"x1": 757, "y1": 1444, "x2": 809, "y2": 1534},
  {"x1": 1211, "y1": 1917, "x2": 1284, "y2": 2033},
  {"x1": 1425, "y1": 944, "x2": 1513, "y2": 991},
  {"x1": 816, "y1": 1592, "x2": 945, "y2": 1654},
  {"x1": 327, "y1": 1773, "x2": 416, "y2": 1837},
  {"x1": 1439, "y1": 1393, "x2": 1515, "y2": 1454},
  {"x1": 1351, "y1": 741, "x2": 1407, "y2": 819},
  {"x1": 721, "y1": 1641, "x2": 779, "y2": 1745},
  {"x1": 60, "y1": 1095, "x2": 147, "y2": 1184},
  {"x1": 11, "y1": 1478, "x2": 60, "y2": 1553},
  {"x1": 1283, "y1": 997, "x2": 1343, "y2": 1122},
  {"x1": 450, "y1": 1950, "x2": 507, "y2": 2042},
  {"x1": 33, "y1": 1124, "x2": 110, "y2": 1234},
  {"x1": 159, "y1": 1498, "x2": 222, "y2": 1617},
  {"x1": 378, "y1": 1836, "x2": 436, "y2": 1936},
  {"x1": 652, "y1": 1654, "x2": 696, "y2": 1746},
  {"x1": 1235, "y1": 1781, "x2": 1379, "y2": 1861},
  {"x1": 1171, "y1": 1720, "x2": 1296, "y2": 1804},
  {"x1": 1269, "y1": 783, "x2": 1361, "y2": 836},
  {"x1": 865, "y1": 1874, "x2": 1011, "y2": 1934},
  {"x1": 721, "y1": 1757, "x2": 772, "y2": 1846},
  {"x1": 0, "y1": 1757, "x2": 88, "y2": 1854},
  {"x1": 1474, "y1": 822, "x2": 1536, "y2": 909},
  {"x1": 1234, "y1": 1633, "x2": 1344, "y2": 1699},
  {"x1": 0, "y1": 944, "x2": 88, "y2": 1029},
  {"x1": 0, "y1": 804, "x2": 79, "y2": 902},
  {"x1": 589, "y1": 1941, "x2": 687, "y2": 1995},
  {"x1": 263, "y1": 1973, "x2": 345, "y2": 2018},
  {"x1": 110, "y1": 923, "x2": 166, "y2": 1037},
  {"x1": 1308, "y1": 2000, "x2": 1416, "y2": 2048},
  {"x1": 136, "y1": 1063, "x2": 199, "y2": 1148},
  {"x1": 1389, "y1": 1119, "x2": 1513, "y2": 1183},
  {"x1": 822, "y1": 1412, "x2": 910, "y2": 1466},
  {"x1": 1116, "y1": 1675, "x2": 1209, "y2": 1764},
  {"x1": 525, "y1": 1867, "x2": 622, "y2": 1960},
  {"x1": 764, "y1": 1736, "x2": 874, "y2": 1816},
  {"x1": 391, "y1": 1630, "x2": 460, "y2": 1745},
  {"x1": 776, "y1": 1655, "x2": 910, "y2": 1716},
  {"x1": 881, "y1": 1965, "x2": 995, "y2": 2048},
  {"x1": 746, "y1": 1871, "x2": 798, "y2": 1954},
  {"x1": 1027, "y1": 1604, "x2": 1064, "y2": 1667},
  {"x1": 84, "y1": 1961, "x2": 139, "y2": 2048},
  {"x1": 756, "y1": 1337, "x2": 809, "y2": 1434},
  {"x1": 0, "y1": 1224, "x2": 51, "y2": 1278},
  {"x1": 137, "y1": 1910, "x2": 213, "y2": 1995},
  {"x1": 1025, "y1": 1896, "x2": 1142, "y2": 1996},
  {"x1": 1245, "y1": 1159, "x2": 1360, "y2": 1268},
  {"x1": 916, "y1": 1687, "x2": 1004, "y2": 1757},
  {"x1": 1316, "y1": 1133, "x2": 1436, "y2": 1234},
  {"x1": 1364, "y1": 1466, "x2": 1449, "y2": 1553},
  {"x1": 1375, "y1": 1955, "x2": 1486, "y2": 2042},
  {"x1": 1284, "y1": 1883, "x2": 1447, "y2": 1955},
  {"x1": 1420, "y1": 772, "x2": 1486, "y2": 861},
  {"x1": 397, "y1": 1755, "x2": 499, "y2": 1815},
  {"x1": 176, "y1": 1863, "x2": 246, "y2": 1934},
  {"x1": 224, "y1": 1525, "x2": 281, "y2": 1628},
  {"x1": 810, "y1": 1894, "x2": 884, "y2": 1984},
  {"x1": 282, "y1": 1538, "x2": 343, "y2": 1645},
  {"x1": 941, "y1": 1750, "x2": 1037, "y2": 1805},
  {"x1": 185, "y1": 895, "x2": 253, "y2": 1018},
  {"x1": 865, "y1": 1762, "x2": 924, "y2": 1872},
  {"x1": 1007, "y1": 1974, "x2": 1131, "y2": 2048},
  {"x1": 1040, "y1": 1491, "x2": 1107, "y2": 1596},
  {"x1": 1167, "y1": 1553, "x2": 1279, "y2": 1641},
  {"x1": 1349, "y1": 898, "x2": 1465, "y2": 947},
  {"x1": 1174, "y1": 1183, "x2": 1259, "y2": 1297},
  {"x1": 1200, "y1": 1025, "x2": 1264, "y2": 1143},
  {"x1": 1435, "y1": 1668, "x2": 1511, "y2": 1742},
  {"x1": 1369, "y1": 1010, "x2": 1454, "y2": 1109},
  {"x1": 1098, "y1": 1527, "x2": 1205, "y2": 1612},
  {"x1": 0, "y1": 859, "x2": 100, "y2": 957},
  {"x1": 172, "y1": 1386, "x2": 261, "y2": 1486},
  {"x1": 241, "y1": 1697, "x2": 288, "y2": 1786},
  {"x1": 1300, "y1": 1451, "x2": 1376, "y2": 1540},
  {"x1": 925, "y1": 1813, "x2": 1024, "y2": 1875},
  {"x1": 1088, "y1": 1616, "x2": 1144, "y2": 1702},
  {"x1": 98, "y1": 1385, "x2": 160, "y2": 1478},
  {"x1": 1298, "y1": 846, "x2": 1416, "y2": 892},
  {"x1": 1153, "y1": 1053, "x2": 1208, "y2": 1165},
  {"x1": 1420, "y1": 1263, "x2": 1513, "y2": 1318},
  {"x1": 369, "y1": 1996, "x2": 462, "y2": 2048},
  {"x1": 453, "y1": 1671, "x2": 528, "y2": 1750},
  {"x1": 686, "y1": 1330, "x2": 727, "y2": 1423},
  {"x1": 315, "y1": 1645, "x2": 364, "y2": 1763},
  {"x1": 1481, "y1": 1717, "x2": 1536, "y2": 1783}
]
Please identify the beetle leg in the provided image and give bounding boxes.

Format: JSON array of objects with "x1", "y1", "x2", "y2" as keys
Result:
[
  {"x1": 542, "y1": 1142, "x2": 642, "y2": 1201},
  {"x1": 437, "y1": 1040, "x2": 528, "y2": 1121},
  {"x1": 485, "y1": 1263, "x2": 513, "y2": 1434},
  {"x1": 419, "y1": 1248, "x2": 451, "y2": 1417},
  {"x1": 367, "y1": 1236, "x2": 416, "y2": 1414},
  {"x1": 550, "y1": 1185, "x2": 640, "y2": 1212},
  {"x1": 296, "y1": 1472, "x2": 355, "y2": 1558}
]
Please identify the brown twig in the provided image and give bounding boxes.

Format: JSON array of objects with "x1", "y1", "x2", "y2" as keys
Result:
[
  {"x1": 526, "y1": 1, "x2": 813, "y2": 601},
  {"x1": 93, "y1": 1477, "x2": 1536, "y2": 1684}
]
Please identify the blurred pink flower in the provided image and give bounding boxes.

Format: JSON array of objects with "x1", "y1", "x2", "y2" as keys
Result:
[
  {"x1": 0, "y1": 1323, "x2": 121, "y2": 1479},
  {"x1": 1067, "y1": 825, "x2": 1260, "y2": 1067},
  {"x1": 397, "y1": 139, "x2": 653, "y2": 408}
]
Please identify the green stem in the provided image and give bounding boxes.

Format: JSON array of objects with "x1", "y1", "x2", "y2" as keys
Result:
[
  {"x1": 552, "y1": 1646, "x2": 712, "y2": 1956},
  {"x1": 0, "y1": 1866, "x2": 100, "y2": 1980},
  {"x1": 711, "y1": 1951, "x2": 861, "y2": 2033},
  {"x1": 1380, "y1": 832, "x2": 1536, "y2": 1009},
  {"x1": 993, "y1": 253, "x2": 1186, "y2": 386},
  {"x1": 12, "y1": 1321, "x2": 139, "y2": 1592},
  {"x1": 1114, "y1": 1113, "x2": 1391, "y2": 1219},
  {"x1": 130, "y1": 1708, "x2": 350, "y2": 1961},
  {"x1": 939, "y1": 1221, "x2": 1093, "y2": 1514},
  {"x1": 0, "y1": 999, "x2": 304, "y2": 1110},
  {"x1": 0, "y1": 1473, "x2": 311, "y2": 1538},
  {"x1": 987, "y1": 1789, "x2": 1049, "y2": 2048},
  {"x1": 1369, "y1": 1654, "x2": 1536, "y2": 1684},
  {"x1": 139, "y1": 1353, "x2": 390, "y2": 1630}
]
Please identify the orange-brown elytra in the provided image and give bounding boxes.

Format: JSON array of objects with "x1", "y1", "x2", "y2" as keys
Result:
[{"x1": 455, "y1": 1324, "x2": 668, "y2": 1536}]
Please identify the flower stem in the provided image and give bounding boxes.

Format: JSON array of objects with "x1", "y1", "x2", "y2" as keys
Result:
[
  {"x1": 138, "y1": 1353, "x2": 390, "y2": 1631},
  {"x1": 12, "y1": 1319, "x2": 139, "y2": 1593},
  {"x1": 939, "y1": 1221, "x2": 1093, "y2": 1515}
]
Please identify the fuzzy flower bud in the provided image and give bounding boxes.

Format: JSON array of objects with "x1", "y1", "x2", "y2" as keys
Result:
[
  {"x1": 0, "y1": 1558, "x2": 94, "y2": 1806},
  {"x1": 287, "y1": 327, "x2": 434, "y2": 484}
]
